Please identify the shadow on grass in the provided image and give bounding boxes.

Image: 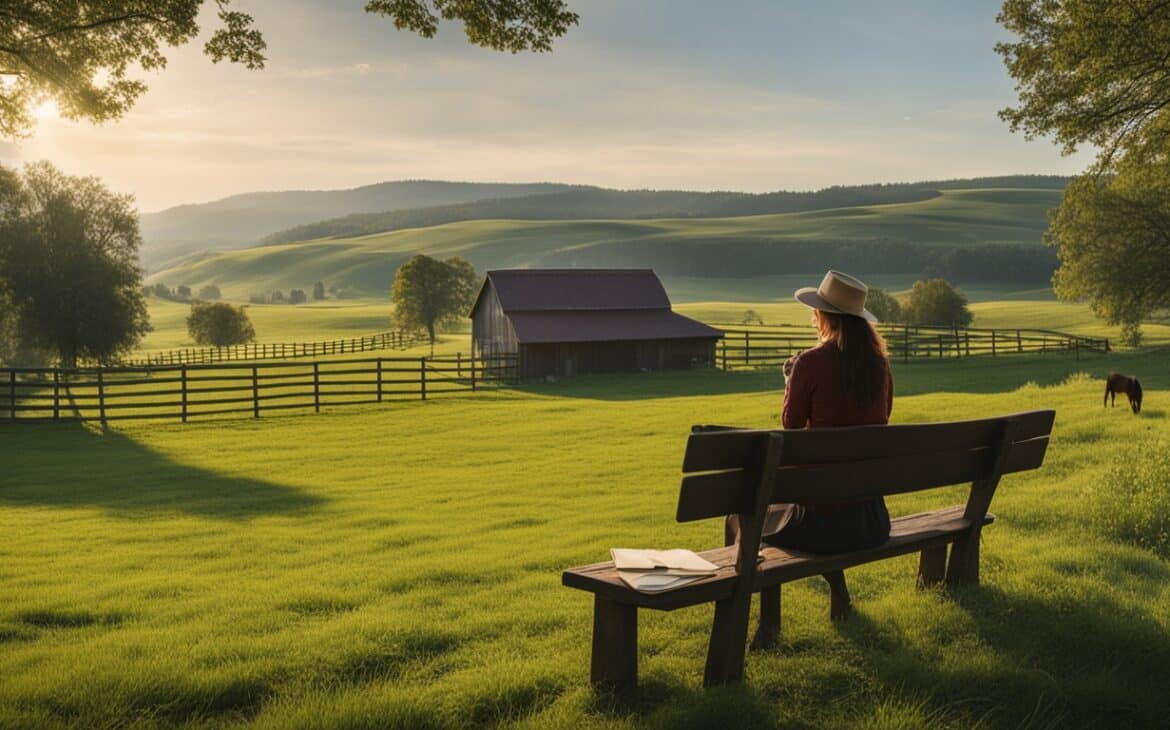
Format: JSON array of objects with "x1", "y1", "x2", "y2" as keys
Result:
[
  {"x1": 583, "y1": 677, "x2": 787, "y2": 730},
  {"x1": 0, "y1": 422, "x2": 325, "y2": 519},
  {"x1": 834, "y1": 580, "x2": 1170, "y2": 728}
]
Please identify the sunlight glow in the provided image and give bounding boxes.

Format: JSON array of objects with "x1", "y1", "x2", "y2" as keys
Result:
[{"x1": 32, "y1": 99, "x2": 59, "y2": 120}]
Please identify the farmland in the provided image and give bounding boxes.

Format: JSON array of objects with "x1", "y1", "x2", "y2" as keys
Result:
[{"x1": 2, "y1": 348, "x2": 1169, "y2": 728}]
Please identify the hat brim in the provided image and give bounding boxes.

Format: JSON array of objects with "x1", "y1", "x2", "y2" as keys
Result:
[{"x1": 794, "y1": 287, "x2": 878, "y2": 322}]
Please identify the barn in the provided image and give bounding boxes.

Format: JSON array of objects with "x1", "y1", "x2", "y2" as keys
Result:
[{"x1": 469, "y1": 269, "x2": 723, "y2": 380}]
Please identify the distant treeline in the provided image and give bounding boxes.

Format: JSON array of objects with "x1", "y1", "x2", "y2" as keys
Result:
[
  {"x1": 532, "y1": 239, "x2": 1058, "y2": 283},
  {"x1": 261, "y1": 175, "x2": 1069, "y2": 246}
]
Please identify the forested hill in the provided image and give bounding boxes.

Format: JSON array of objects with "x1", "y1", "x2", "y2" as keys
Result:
[
  {"x1": 260, "y1": 175, "x2": 1069, "y2": 246},
  {"x1": 139, "y1": 180, "x2": 583, "y2": 269}
]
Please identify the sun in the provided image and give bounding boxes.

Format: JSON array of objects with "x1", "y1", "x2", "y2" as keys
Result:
[{"x1": 32, "y1": 99, "x2": 59, "y2": 120}]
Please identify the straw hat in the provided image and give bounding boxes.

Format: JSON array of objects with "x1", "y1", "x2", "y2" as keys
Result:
[{"x1": 794, "y1": 270, "x2": 877, "y2": 322}]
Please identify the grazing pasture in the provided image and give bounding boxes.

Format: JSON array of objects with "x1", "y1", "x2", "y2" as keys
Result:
[{"x1": 2, "y1": 351, "x2": 1168, "y2": 728}]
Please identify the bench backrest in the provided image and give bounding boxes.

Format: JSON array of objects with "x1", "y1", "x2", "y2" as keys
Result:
[{"x1": 676, "y1": 410, "x2": 1055, "y2": 573}]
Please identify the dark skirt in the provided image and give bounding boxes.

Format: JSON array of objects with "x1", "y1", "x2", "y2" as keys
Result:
[{"x1": 762, "y1": 498, "x2": 891, "y2": 554}]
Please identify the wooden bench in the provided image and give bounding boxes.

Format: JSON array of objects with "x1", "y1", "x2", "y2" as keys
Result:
[{"x1": 562, "y1": 409, "x2": 1055, "y2": 692}]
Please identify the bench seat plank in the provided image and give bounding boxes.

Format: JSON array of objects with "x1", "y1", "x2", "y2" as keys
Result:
[{"x1": 562, "y1": 505, "x2": 993, "y2": 611}]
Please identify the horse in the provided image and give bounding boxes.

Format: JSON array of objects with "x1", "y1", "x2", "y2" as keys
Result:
[{"x1": 1104, "y1": 373, "x2": 1143, "y2": 414}]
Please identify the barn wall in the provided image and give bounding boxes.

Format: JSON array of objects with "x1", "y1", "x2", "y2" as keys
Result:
[
  {"x1": 519, "y1": 338, "x2": 717, "y2": 379},
  {"x1": 470, "y1": 282, "x2": 518, "y2": 358}
]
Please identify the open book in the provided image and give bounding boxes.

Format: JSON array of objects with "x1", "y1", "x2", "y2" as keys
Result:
[{"x1": 611, "y1": 548, "x2": 719, "y2": 593}]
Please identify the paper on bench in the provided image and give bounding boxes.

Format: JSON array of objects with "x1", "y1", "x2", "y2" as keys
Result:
[
  {"x1": 611, "y1": 548, "x2": 718, "y2": 573},
  {"x1": 611, "y1": 548, "x2": 719, "y2": 593}
]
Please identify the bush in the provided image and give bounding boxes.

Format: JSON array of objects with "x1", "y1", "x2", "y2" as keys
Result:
[
  {"x1": 1091, "y1": 447, "x2": 1170, "y2": 558},
  {"x1": 289, "y1": 289, "x2": 307, "y2": 304},
  {"x1": 1120, "y1": 322, "x2": 1144, "y2": 347},
  {"x1": 865, "y1": 287, "x2": 903, "y2": 323},
  {"x1": 902, "y1": 278, "x2": 972, "y2": 327},
  {"x1": 198, "y1": 285, "x2": 222, "y2": 301},
  {"x1": 187, "y1": 302, "x2": 255, "y2": 347}
]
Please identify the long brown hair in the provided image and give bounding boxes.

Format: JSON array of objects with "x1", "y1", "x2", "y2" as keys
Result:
[{"x1": 814, "y1": 310, "x2": 889, "y2": 407}]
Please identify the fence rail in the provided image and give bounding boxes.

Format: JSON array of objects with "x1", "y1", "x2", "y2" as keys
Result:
[
  {"x1": 127, "y1": 330, "x2": 429, "y2": 367},
  {"x1": 715, "y1": 323, "x2": 1109, "y2": 370},
  {"x1": 2, "y1": 354, "x2": 516, "y2": 424}
]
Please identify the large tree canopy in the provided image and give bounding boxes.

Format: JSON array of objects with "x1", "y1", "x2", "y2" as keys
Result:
[
  {"x1": 0, "y1": 0, "x2": 577, "y2": 138},
  {"x1": 0, "y1": 161, "x2": 150, "y2": 367},
  {"x1": 997, "y1": 0, "x2": 1170, "y2": 167},
  {"x1": 998, "y1": 0, "x2": 1170, "y2": 339}
]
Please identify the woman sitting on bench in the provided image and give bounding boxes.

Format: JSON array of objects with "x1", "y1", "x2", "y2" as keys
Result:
[{"x1": 727, "y1": 270, "x2": 893, "y2": 553}]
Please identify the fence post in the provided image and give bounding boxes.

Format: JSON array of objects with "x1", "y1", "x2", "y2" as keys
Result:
[
  {"x1": 53, "y1": 369, "x2": 60, "y2": 420},
  {"x1": 1017, "y1": 330, "x2": 1023, "y2": 353},
  {"x1": 252, "y1": 365, "x2": 259, "y2": 418},
  {"x1": 721, "y1": 339, "x2": 728, "y2": 371},
  {"x1": 7, "y1": 369, "x2": 14, "y2": 421},
  {"x1": 964, "y1": 331, "x2": 970, "y2": 357},
  {"x1": 97, "y1": 367, "x2": 106, "y2": 426},
  {"x1": 744, "y1": 331, "x2": 751, "y2": 368},
  {"x1": 991, "y1": 330, "x2": 997, "y2": 356},
  {"x1": 457, "y1": 352, "x2": 462, "y2": 378},
  {"x1": 470, "y1": 352, "x2": 477, "y2": 392},
  {"x1": 903, "y1": 324, "x2": 910, "y2": 363},
  {"x1": 937, "y1": 334, "x2": 943, "y2": 359},
  {"x1": 313, "y1": 362, "x2": 321, "y2": 413},
  {"x1": 376, "y1": 357, "x2": 383, "y2": 402},
  {"x1": 954, "y1": 328, "x2": 961, "y2": 357},
  {"x1": 420, "y1": 357, "x2": 427, "y2": 400},
  {"x1": 181, "y1": 364, "x2": 188, "y2": 423}
]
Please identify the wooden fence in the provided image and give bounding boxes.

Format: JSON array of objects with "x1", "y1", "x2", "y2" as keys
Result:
[
  {"x1": 1, "y1": 354, "x2": 516, "y2": 424},
  {"x1": 127, "y1": 330, "x2": 427, "y2": 367},
  {"x1": 716, "y1": 323, "x2": 1110, "y2": 370}
]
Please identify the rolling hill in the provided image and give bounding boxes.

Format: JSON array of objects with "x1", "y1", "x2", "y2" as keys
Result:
[
  {"x1": 148, "y1": 185, "x2": 1063, "y2": 299},
  {"x1": 139, "y1": 180, "x2": 583, "y2": 269}
]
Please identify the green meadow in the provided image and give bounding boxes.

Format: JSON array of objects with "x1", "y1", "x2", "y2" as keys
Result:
[{"x1": 3, "y1": 349, "x2": 1169, "y2": 728}]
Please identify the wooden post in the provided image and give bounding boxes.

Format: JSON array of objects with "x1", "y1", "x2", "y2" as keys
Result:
[
  {"x1": 954, "y1": 328, "x2": 961, "y2": 357},
  {"x1": 181, "y1": 365, "x2": 188, "y2": 423},
  {"x1": 470, "y1": 352, "x2": 477, "y2": 392},
  {"x1": 420, "y1": 357, "x2": 427, "y2": 400},
  {"x1": 937, "y1": 334, "x2": 943, "y2": 359},
  {"x1": 903, "y1": 324, "x2": 910, "y2": 363},
  {"x1": 745, "y1": 331, "x2": 751, "y2": 368},
  {"x1": 457, "y1": 352, "x2": 462, "y2": 378},
  {"x1": 1016, "y1": 330, "x2": 1022, "y2": 353},
  {"x1": 376, "y1": 358, "x2": 383, "y2": 402},
  {"x1": 991, "y1": 330, "x2": 997, "y2": 356},
  {"x1": 251, "y1": 365, "x2": 259, "y2": 418},
  {"x1": 918, "y1": 546, "x2": 947, "y2": 588},
  {"x1": 97, "y1": 368, "x2": 106, "y2": 425},
  {"x1": 7, "y1": 369, "x2": 14, "y2": 421},
  {"x1": 313, "y1": 362, "x2": 321, "y2": 413},
  {"x1": 53, "y1": 370, "x2": 60, "y2": 420},
  {"x1": 590, "y1": 596, "x2": 638, "y2": 693},
  {"x1": 964, "y1": 331, "x2": 970, "y2": 357}
]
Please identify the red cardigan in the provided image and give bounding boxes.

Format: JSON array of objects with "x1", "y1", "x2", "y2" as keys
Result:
[{"x1": 783, "y1": 341, "x2": 893, "y2": 430}]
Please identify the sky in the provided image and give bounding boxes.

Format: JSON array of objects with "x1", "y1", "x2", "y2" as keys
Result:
[{"x1": 0, "y1": 0, "x2": 1094, "y2": 212}]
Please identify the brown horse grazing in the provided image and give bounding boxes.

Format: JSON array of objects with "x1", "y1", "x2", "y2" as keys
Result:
[{"x1": 1105, "y1": 373, "x2": 1143, "y2": 414}]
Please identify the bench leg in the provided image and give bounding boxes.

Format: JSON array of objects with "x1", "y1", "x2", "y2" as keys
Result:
[
  {"x1": 590, "y1": 596, "x2": 637, "y2": 693},
  {"x1": 705, "y1": 597, "x2": 751, "y2": 686},
  {"x1": 946, "y1": 529, "x2": 981, "y2": 586},
  {"x1": 917, "y1": 545, "x2": 947, "y2": 588},
  {"x1": 750, "y1": 585, "x2": 781, "y2": 650},
  {"x1": 824, "y1": 571, "x2": 852, "y2": 621}
]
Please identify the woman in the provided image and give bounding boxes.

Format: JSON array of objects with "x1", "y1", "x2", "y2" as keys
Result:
[{"x1": 728, "y1": 270, "x2": 893, "y2": 553}]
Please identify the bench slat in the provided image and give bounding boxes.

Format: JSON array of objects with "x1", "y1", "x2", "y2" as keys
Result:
[
  {"x1": 683, "y1": 410, "x2": 1054, "y2": 472},
  {"x1": 563, "y1": 505, "x2": 992, "y2": 610}
]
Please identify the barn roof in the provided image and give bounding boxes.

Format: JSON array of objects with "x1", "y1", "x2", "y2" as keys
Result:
[
  {"x1": 507, "y1": 310, "x2": 723, "y2": 344},
  {"x1": 480, "y1": 269, "x2": 670, "y2": 312}
]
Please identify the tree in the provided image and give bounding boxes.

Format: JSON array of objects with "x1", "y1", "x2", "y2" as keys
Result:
[
  {"x1": 390, "y1": 254, "x2": 477, "y2": 354},
  {"x1": 176, "y1": 284, "x2": 192, "y2": 299},
  {"x1": 997, "y1": 0, "x2": 1170, "y2": 336},
  {"x1": 186, "y1": 301, "x2": 254, "y2": 347},
  {"x1": 865, "y1": 287, "x2": 903, "y2": 323},
  {"x1": 902, "y1": 279, "x2": 972, "y2": 328},
  {"x1": 269, "y1": 289, "x2": 285, "y2": 304},
  {"x1": 198, "y1": 284, "x2": 222, "y2": 300},
  {"x1": 289, "y1": 288, "x2": 307, "y2": 304},
  {"x1": 741, "y1": 309, "x2": 764, "y2": 326},
  {"x1": 1, "y1": 1, "x2": 576, "y2": 138},
  {"x1": 0, "y1": 161, "x2": 150, "y2": 367},
  {"x1": 1046, "y1": 156, "x2": 1170, "y2": 342},
  {"x1": 312, "y1": 281, "x2": 326, "y2": 301}
]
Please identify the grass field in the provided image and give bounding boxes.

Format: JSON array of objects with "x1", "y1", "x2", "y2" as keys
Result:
[
  {"x1": 145, "y1": 187, "x2": 1058, "y2": 299},
  {"x1": 3, "y1": 349, "x2": 1169, "y2": 728}
]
